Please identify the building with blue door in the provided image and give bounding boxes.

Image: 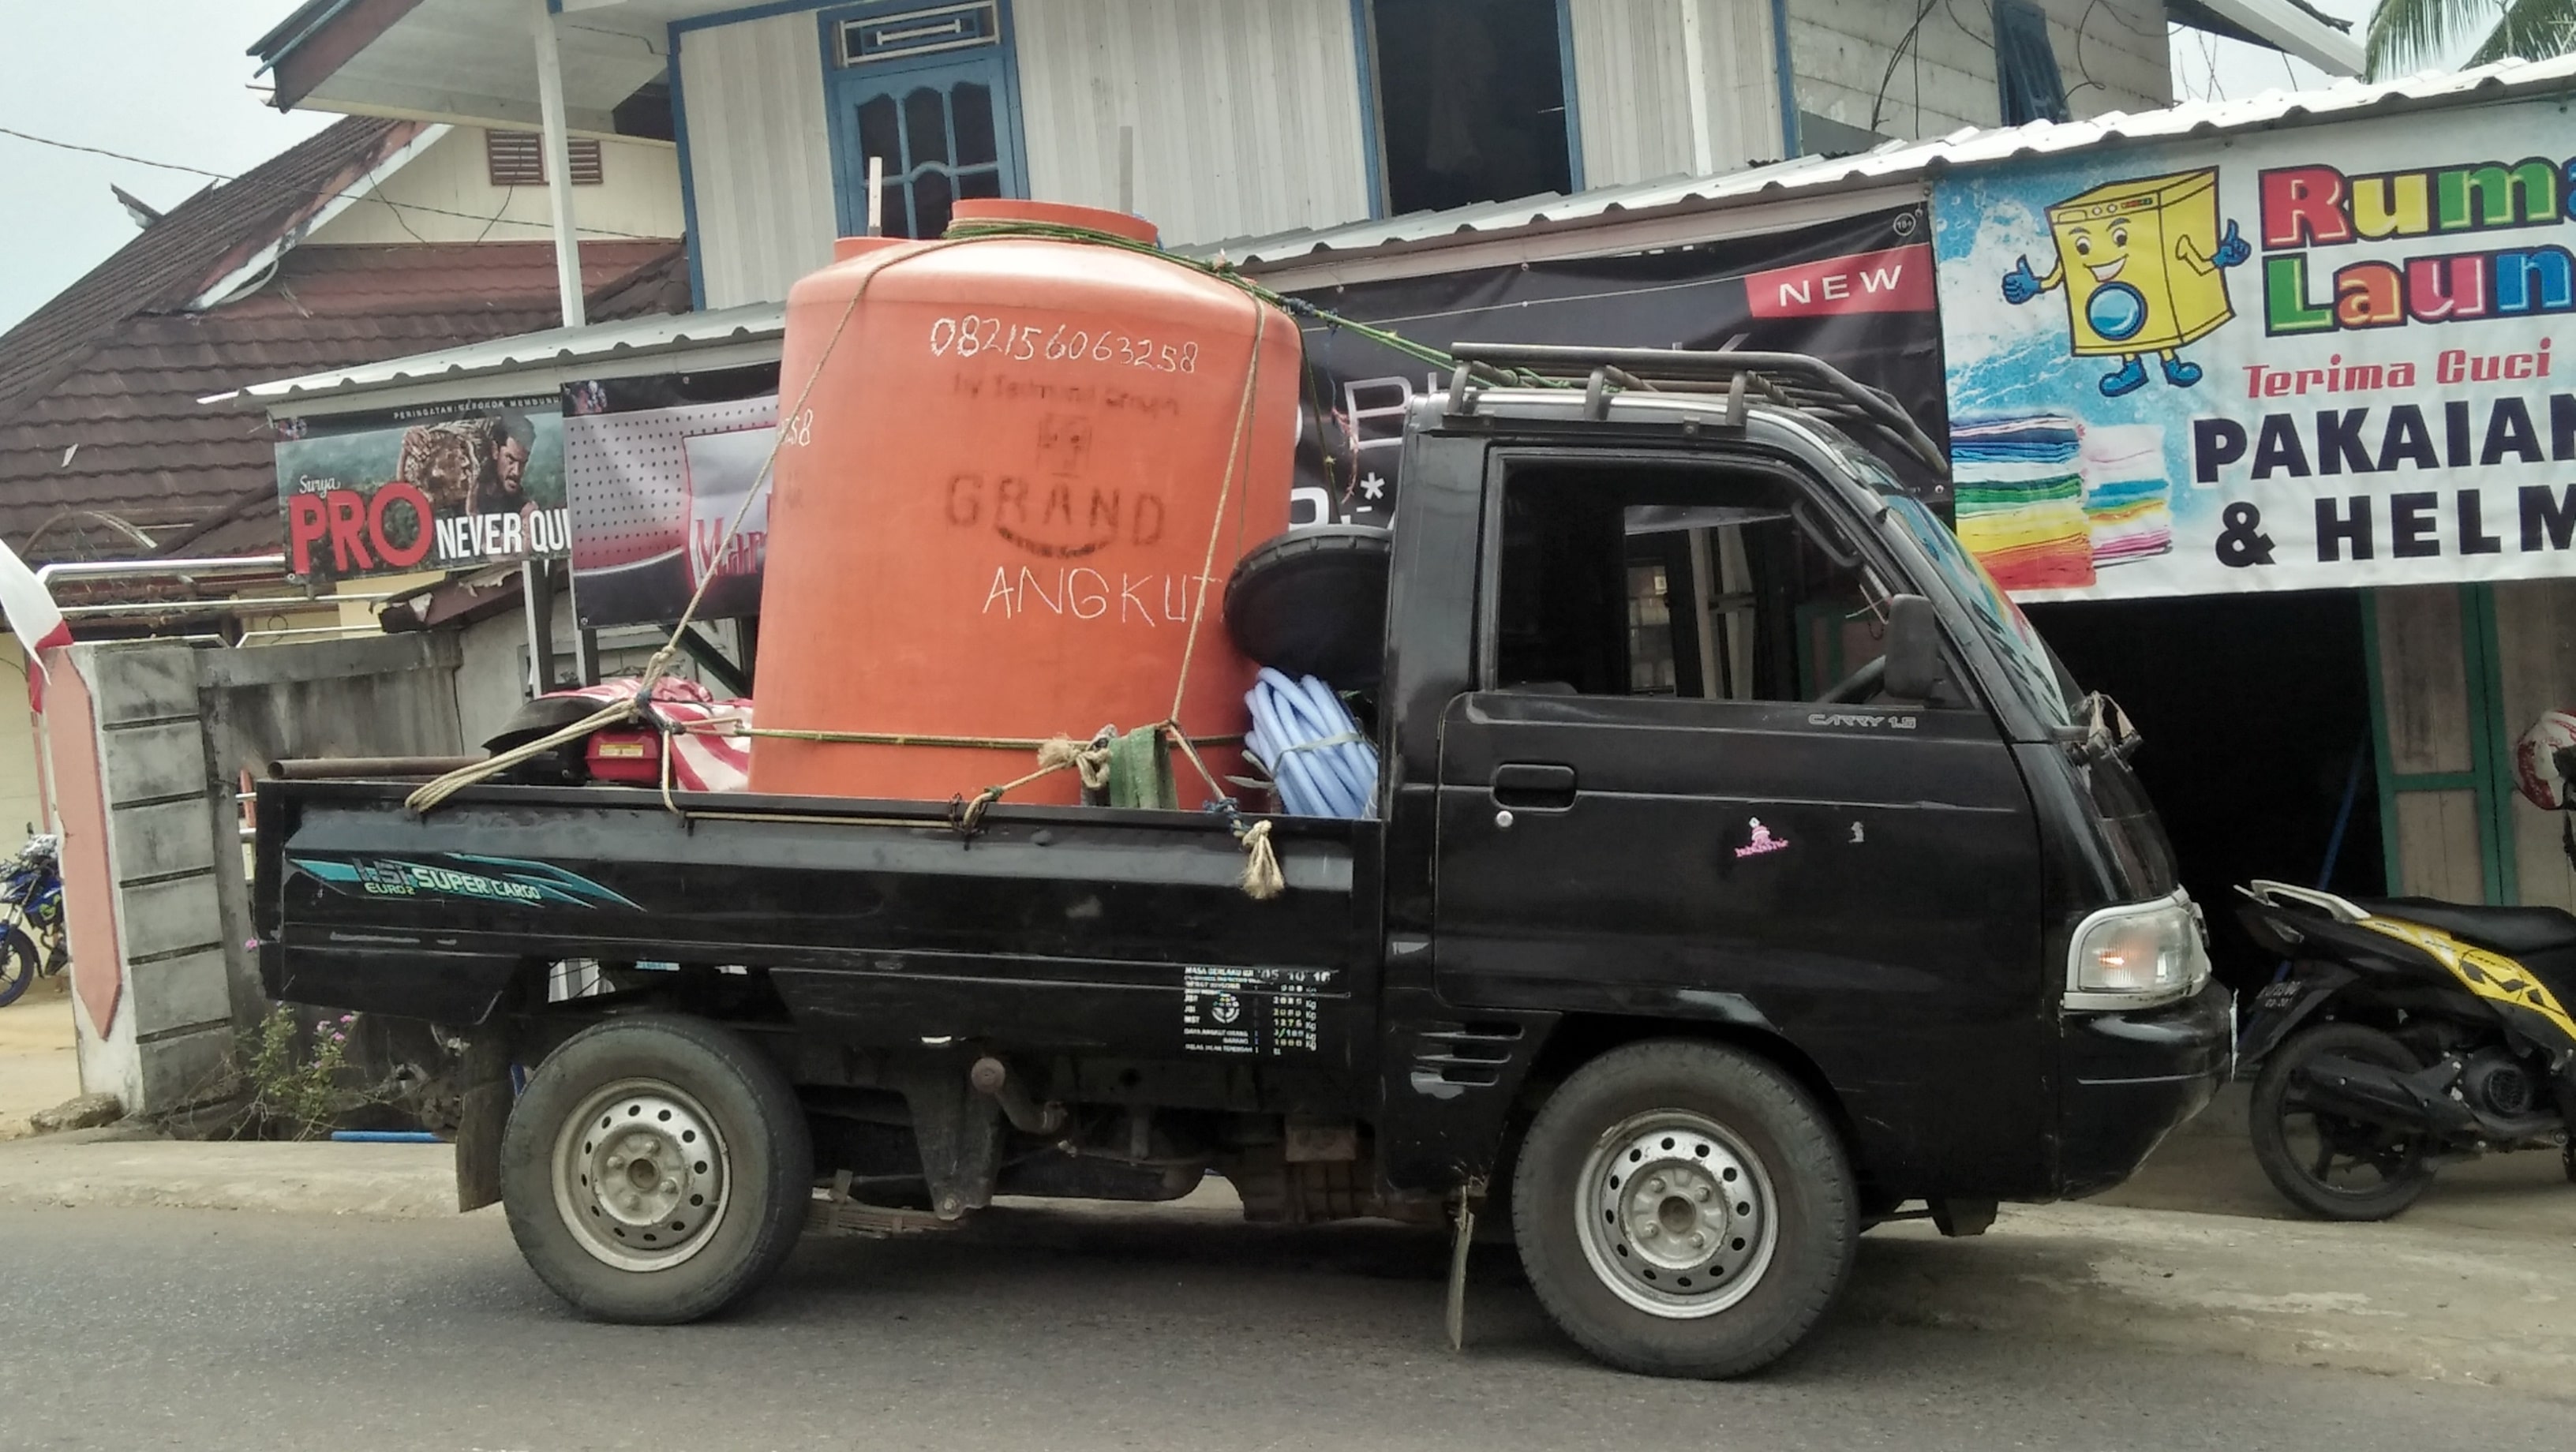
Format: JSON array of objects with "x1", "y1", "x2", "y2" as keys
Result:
[{"x1": 245, "y1": 1, "x2": 2349, "y2": 313}]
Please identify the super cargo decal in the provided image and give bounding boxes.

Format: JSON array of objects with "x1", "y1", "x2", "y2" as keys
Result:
[
  {"x1": 1932, "y1": 96, "x2": 2576, "y2": 601},
  {"x1": 289, "y1": 854, "x2": 638, "y2": 911},
  {"x1": 274, "y1": 396, "x2": 571, "y2": 582}
]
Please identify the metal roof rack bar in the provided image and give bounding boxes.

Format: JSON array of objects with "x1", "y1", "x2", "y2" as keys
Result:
[{"x1": 1446, "y1": 343, "x2": 1947, "y2": 477}]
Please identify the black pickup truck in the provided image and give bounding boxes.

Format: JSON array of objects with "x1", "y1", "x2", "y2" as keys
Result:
[{"x1": 256, "y1": 346, "x2": 2229, "y2": 1379}]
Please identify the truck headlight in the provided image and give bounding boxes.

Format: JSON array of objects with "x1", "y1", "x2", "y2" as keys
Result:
[{"x1": 2065, "y1": 893, "x2": 2209, "y2": 1011}]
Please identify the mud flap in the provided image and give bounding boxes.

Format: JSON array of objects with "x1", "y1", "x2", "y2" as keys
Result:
[{"x1": 454, "y1": 1031, "x2": 511, "y2": 1213}]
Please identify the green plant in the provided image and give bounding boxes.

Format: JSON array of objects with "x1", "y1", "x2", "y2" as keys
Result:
[
  {"x1": 242, "y1": 1006, "x2": 358, "y2": 1140},
  {"x1": 2367, "y1": 0, "x2": 2576, "y2": 79}
]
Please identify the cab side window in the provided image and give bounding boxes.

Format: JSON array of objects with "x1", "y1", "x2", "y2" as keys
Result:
[{"x1": 1490, "y1": 462, "x2": 1900, "y2": 703}]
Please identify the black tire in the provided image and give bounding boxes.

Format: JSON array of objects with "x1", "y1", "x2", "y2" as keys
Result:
[
  {"x1": 1512, "y1": 1040, "x2": 1856, "y2": 1379},
  {"x1": 2249, "y1": 1022, "x2": 2438, "y2": 1222},
  {"x1": 0, "y1": 926, "x2": 37, "y2": 1009},
  {"x1": 500, "y1": 1014, "x2": 812, "y2": 1323}
]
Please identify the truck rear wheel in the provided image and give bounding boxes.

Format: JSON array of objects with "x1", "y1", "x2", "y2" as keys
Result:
[
  {"x1": 1512, "y1": 1040, "x2": 1855, "y2": 1378},
  {"x1": 500, "y1": 1014, "x2": 811, "y2": 1323}
]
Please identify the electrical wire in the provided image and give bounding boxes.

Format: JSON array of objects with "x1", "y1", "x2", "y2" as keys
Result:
[
  {"x1": 1870, "y1": 0, "x2": 1945, "y2": 134},
  {"x1": 0, "y1": 123, "x2": 664, "y2": 241}
]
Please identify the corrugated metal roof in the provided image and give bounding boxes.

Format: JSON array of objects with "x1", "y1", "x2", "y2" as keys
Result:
[
  {"x1": 1208, "y1": 51, "x2": 2576, "y2": 269},
  {"x1": 223, "y1": 300, "x2": 784, "y2": 406}
]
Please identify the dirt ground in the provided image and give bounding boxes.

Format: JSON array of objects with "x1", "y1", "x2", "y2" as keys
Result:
[{"x1": 0, "y1": 974, "x2": 80, "y2": 1140}]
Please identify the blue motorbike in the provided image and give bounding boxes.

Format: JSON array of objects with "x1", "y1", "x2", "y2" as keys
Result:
[{"x1": 0, "y1": 834, "x2": 67, "y2": 1009}]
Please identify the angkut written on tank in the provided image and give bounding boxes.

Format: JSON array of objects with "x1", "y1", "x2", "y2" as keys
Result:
[{"x1": 1934, "y1": 93, "x2": 2576, "y2": 601}]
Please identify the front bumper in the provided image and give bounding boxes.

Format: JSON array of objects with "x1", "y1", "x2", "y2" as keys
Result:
[{"x1": 2057, "y1": 978, "x2": 2233, "y2": 1198}]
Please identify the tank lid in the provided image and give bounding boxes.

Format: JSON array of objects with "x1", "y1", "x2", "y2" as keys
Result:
[
  {"x1": 951, "y1": 199, "x2": 1159, "y2": 246},
  {"x1": 832, "y1": 235, "x2": 908, "y2": 263}
]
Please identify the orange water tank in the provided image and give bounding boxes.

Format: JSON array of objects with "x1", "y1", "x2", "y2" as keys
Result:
[{"x1": 747, "y1": 200, "x2": 1302, "y2": 805}]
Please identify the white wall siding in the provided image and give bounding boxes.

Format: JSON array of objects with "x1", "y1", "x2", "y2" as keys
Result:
[
  {"x1": 1786, "y1": 0, "x2": 2167, "y2": 143},
  {"x1": 678, "y1": 13, "x2": 840, "y2": 309},
  {"x1": 1014, "y1": 0, "x2": 1372, "y2": 246},
  {"x1": 1569, "y1": 0, "x2": 1784, "y2": 188},
  {"x1": 311, "y1": 129, "x2": 684, "y2": 246}
]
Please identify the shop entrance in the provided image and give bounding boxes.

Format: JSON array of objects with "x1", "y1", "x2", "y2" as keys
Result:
[{"x1": 2026, "y1": 591, "x2": 2382, "y2": 990}]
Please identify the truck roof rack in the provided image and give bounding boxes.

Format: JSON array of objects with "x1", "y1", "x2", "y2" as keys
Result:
[{"x1": 1442, "y1": 342, "x2": 1948, "y2": 480}]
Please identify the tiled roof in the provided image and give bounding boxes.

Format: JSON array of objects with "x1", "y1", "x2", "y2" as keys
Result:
[
  {"x1": 0, "y1": 237, "x2": 685, "y2": 565},
  {"x1": 0, "y1": 117, "x2": 423, "y2": 421}
]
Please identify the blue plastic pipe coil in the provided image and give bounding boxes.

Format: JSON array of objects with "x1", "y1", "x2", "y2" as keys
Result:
[{"x1": 1245, "y1": 668, "x2": 1377, "y2": 819}]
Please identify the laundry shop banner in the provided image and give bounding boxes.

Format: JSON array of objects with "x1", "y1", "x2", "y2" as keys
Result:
[
  {"x1": 1286, "y1": 207, "x2": 1948, "y2": 525},
  {"x1": 1934, "y1": 96, "x2": 2576, "y2": 601},
  {"x1": 560, "y1": 366, "x2": 781, "y2": 629},
  {"x1": 274, "y1": 396, "x2": 568, "y2": 581}
]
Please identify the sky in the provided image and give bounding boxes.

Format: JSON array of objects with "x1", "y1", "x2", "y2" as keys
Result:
[
  {"x1": 0, "y1": 0, "x2": 330, "y2": 332},
  {"x1": 0, "y1": 0, "x2": 2458, "y2": 336}
]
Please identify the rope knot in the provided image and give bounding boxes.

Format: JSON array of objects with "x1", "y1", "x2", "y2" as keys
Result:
[
  {"x1": 1231, "y1": 817, "x2": 1284, "y2": 900},
  {"x1": 1035, "y1": 732, "x2": 1114, "y2": 791}
]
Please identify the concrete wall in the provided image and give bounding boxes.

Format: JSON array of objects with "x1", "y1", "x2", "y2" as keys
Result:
[
  {"x1": 309, "y1": 126, "x2": 683, "y2": 247},
  {"x1": 41, "y1": 636, "x2": 468, "y2": 1117},
  {"x1": 1784, "y1": 0, "x2": 2170, "y2": 144}
]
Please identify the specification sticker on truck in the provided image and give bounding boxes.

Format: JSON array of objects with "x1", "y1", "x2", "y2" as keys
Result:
[{"x1": 1180, "y1": 966, "x2": 1335, "y2": 1056}]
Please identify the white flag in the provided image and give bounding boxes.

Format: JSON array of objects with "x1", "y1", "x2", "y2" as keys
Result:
[{"x1": 0, "y1": 539, "x2": 69, "y2": 709}]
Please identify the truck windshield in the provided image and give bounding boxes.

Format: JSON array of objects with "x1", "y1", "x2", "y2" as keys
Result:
[{"x1": 1880, "y1": 495, "x2": 2072, "y2": 731}]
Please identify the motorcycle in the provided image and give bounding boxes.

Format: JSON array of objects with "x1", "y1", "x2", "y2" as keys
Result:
[
  {"x1": 0, "y1": 833, "x2": 67, "y2": 1010},
  {"x1": 2235, "y1": 878, "x2": 2576, "y2": 1220}
]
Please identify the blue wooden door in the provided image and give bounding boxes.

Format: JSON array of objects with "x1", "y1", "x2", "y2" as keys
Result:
[{"x1": 823, "y1": 3, "x2": 1024, "y2": 240}]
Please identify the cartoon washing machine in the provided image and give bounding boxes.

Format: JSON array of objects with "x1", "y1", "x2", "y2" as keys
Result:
[{"x1": 2001, "y1": 167, "x2": 2250, "y2": 398}]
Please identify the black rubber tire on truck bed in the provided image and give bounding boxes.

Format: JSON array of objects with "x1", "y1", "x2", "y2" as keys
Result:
[
  {"x1": 1511, "y1": 1040, "x2": 1855, "y2": 1378},
  {"x1": 501, "y1": 1014, "x2": 812, "y2": 1323}
]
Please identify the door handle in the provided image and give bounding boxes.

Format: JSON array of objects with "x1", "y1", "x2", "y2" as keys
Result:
[{"x1": 1490, "y1": 762, "x2": 1577, "y2": 812}]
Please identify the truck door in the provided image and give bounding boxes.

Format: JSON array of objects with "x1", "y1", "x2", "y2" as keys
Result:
[{"x1": 1430, "y1": 453, "x2": 2053, "y2": 1194}]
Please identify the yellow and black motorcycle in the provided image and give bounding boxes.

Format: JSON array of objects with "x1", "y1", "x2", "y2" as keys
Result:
[{"x1": 2235, "y1": 880, "x2": 2576, "y2": 1220}]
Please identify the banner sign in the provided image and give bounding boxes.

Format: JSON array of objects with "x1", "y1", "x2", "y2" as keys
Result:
[
  {"x1": 1933, "y1": 96, "x2": 2576, "y2": 601},
  {"x1": 561, "y1": 366, "x2": 780, "y2": 629},
  {"x1": 275, "y1": 396, "x2": 568, "y2": 581},
  {"x1": 1287, "y1": 208, "x2": 1949, "y2": 525}
]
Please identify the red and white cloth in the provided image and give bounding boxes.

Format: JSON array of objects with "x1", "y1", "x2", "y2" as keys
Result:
[
  {"x1": 0, "y1": 538, "x2": 70, "y2": 709},
  {"x1": 545, "y1": 676, "x2": 754, "y2": 793}
]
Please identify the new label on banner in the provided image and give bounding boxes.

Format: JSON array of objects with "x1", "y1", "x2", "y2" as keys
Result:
[
  {"x1": 1289, "y1": 208, "x2": 1948, "y2": 527},
  {"x1": 1933, "y1": 96, "x2": 2576, "y2": 601},
  {"x1": 274, "y1": 396, "x2": 569, "y2": 581}
]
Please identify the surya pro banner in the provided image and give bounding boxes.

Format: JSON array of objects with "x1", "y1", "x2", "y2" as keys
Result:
[
  {"x1": 275, "y1": 396, "x2": 569, "y2": 581},
  {"x1": 560, "y1": 366, "x2": 780, "y2": 629},
  {"x1": 1933, "y1": 97, "x2": 2576, "y2": 601},
  {"x1": 1288, "y1": 206, "x2": 1946, "y2": 525}
]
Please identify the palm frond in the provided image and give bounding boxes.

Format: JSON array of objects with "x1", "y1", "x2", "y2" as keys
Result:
[
  {"x1": 2465, "y1": 0, "x2": 2576, "y2": 64},
  {"x1": 2366, "y1": 0, "x2": 2507, "y2": 78}
]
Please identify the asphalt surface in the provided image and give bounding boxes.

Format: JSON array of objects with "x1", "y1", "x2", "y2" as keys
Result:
[{"x1": 2, "y1": 1201, "x2": 2567, "y2": 1452}]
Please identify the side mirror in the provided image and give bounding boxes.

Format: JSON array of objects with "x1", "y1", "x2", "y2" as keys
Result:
[{"x1": 1883, "y1": 593, "x2": 1947, "y2": 703}]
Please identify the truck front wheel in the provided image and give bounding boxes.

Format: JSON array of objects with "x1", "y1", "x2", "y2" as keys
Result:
[
  {"x1": 1512, "y1": 1040, "x2": 1855, "y2": 1377},
  {"x1": 500, "y1": 1014, "x2": 812, "y2": 1323}
]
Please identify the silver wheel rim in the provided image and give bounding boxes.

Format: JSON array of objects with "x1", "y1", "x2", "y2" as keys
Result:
[
  {"x1": 552, "y1": 1077, "x2": 732, "y2": 1272},
  {"x1": 1574, "y1": 1110, "x2": 1778, "y2": 1319}
]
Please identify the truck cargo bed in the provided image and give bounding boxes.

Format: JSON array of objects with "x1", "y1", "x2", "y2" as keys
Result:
[{"x1": 256, "y1": 780, "x2": 1378, "y2": 1064}]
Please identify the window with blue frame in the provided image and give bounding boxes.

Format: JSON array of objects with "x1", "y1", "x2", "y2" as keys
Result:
[
  {"x1": 820, "y1": 1, "x2": 1026, "y2": 240},
  {"x1": 1366, "y1": 0, "x2": 1575, "y2": 215}
]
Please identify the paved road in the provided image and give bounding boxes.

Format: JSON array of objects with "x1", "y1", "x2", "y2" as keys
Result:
[{"x1": 2, "y1": 1200, "x2": 2564, "y2": 1452}]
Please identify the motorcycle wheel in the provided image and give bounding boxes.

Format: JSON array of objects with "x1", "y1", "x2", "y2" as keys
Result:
[
  {"x1": 2250, "y1": 1023, "x2": 2439, "y2": 1222},
  {"x1": 0, "y1": 926, "x2": 37, "y2": 1010}
]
